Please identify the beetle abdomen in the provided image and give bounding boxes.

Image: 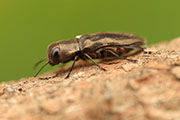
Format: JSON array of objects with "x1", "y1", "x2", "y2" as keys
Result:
[{"x1": 85, "y1": 46, "x2": 139, "y2": 59}]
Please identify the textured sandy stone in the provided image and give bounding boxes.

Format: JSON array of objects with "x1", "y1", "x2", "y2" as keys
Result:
[{"x1": 0, "y1": 38, "x2": 180, "y2": 120}]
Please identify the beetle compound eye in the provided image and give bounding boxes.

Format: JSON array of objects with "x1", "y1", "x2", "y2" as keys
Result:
[
  {"x1": 53, "y1": 48, "x2": 60, "y2": 57},
  {"x1": 51, "y1": 47, "x2": 60, "y2": 64}
]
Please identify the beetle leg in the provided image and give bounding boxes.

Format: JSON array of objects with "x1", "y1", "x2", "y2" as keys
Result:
[
  {"x1": 84, "y1": 53, "x2": 106, "y2": 71},
  {"x1": 106, "y1": 50, "x2": 137, "y2": 63},
  {"x1": 65, "y1": 55, "x2": 79, "y2": 79}
]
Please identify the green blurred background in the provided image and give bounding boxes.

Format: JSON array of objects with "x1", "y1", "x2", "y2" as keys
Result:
[{"x1": 0, "y1": 0, "x2": 180, "y2": 82}]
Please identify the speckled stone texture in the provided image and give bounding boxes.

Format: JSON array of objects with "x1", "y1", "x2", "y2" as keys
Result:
[{"x1": 0, "y1": 38, "x2": 180, "y2": 120}]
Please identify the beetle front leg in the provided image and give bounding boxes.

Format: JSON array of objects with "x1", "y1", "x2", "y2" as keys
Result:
[{"x1": 65, "y1": 56, "x2": 79, "y2": 79}]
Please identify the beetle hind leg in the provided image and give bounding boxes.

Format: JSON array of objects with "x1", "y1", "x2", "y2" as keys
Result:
[{"x1": 106, "y1": 49, "x2": 137, "y2": 63}]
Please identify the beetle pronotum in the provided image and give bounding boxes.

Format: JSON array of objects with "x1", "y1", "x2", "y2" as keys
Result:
[{"x1": 34, "y1": 32, "x2": 146, "y2": 78}]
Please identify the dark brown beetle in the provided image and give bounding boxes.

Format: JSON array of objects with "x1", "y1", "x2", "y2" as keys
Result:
[{"x1": 34, "y1": 32, "x2": 146, "y2": 78}]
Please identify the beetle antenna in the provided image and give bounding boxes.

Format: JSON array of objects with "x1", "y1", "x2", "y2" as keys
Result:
[
  {"x1": 34, "y1": 61, "x2": 49, "y2": 77},
  {"x1": 33, "y1": 58, "x2": 47, "y2": 70}
]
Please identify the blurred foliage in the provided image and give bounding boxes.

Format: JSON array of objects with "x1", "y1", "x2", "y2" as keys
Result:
[{"x1": 0, "y1": 0, "x2": 180, "y2": 82}]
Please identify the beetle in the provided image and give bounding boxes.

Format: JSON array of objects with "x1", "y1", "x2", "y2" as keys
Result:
[{"x1": 34, "y1": 32, "x2": 146, "y2": 78}]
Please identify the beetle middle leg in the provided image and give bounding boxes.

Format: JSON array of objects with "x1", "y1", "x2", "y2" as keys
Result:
[{"x1": 84, "y1": 53, "x2": 106, "y2": 71}]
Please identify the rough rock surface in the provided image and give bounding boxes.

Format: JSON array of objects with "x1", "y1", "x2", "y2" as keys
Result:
[{"x1": 0, "y1": 38, "x2": 180, "y2": 120}]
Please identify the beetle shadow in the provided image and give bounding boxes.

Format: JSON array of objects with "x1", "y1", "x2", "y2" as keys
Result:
[
  {"x1": 54, "y1": 57, "x2": 129, "y2": 77},
  {"x1": 54, "y1": 60, "x2": 99, "y2": 76},
  {"x1": 39, "y1": 50, "x2": 144, "y2": 80},
  {"x1": 38, "y1": 60, "x2": 97, "y2": 80}
]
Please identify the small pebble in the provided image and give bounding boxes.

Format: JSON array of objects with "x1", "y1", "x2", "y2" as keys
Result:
[
  {"x1": 171, "y1": 66, "x2": 180, "y2": 79},
  {"x1": 6, "y1": 87, "x2": 15, "y2": 93}
]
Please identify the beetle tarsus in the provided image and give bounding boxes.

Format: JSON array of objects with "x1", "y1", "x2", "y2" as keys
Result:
[{"x1": 126, "y1": 58, "x2": 137, "y2": 63}]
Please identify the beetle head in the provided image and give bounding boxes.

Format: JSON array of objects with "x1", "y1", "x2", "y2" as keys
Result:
[{"x1": 34, "y1": 39, "x2": 79, "y2": 77}]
